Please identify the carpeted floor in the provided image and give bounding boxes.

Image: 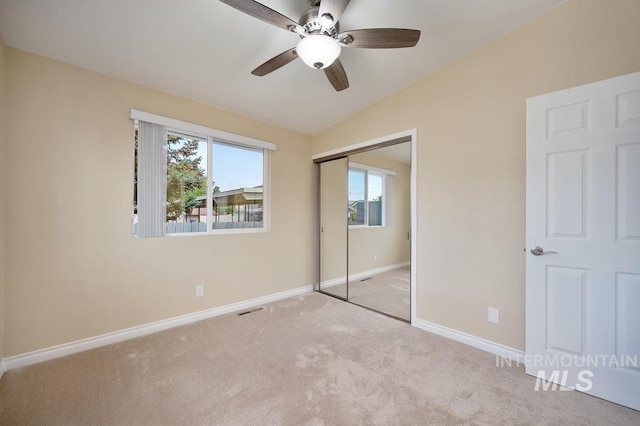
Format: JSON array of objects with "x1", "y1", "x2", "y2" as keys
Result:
[
  {"x1": 1, "y1": 292, "x2": 638, "y2": 425},
  {"x1": 321, "y1": 266, "x2": 411, "y2": 320}
]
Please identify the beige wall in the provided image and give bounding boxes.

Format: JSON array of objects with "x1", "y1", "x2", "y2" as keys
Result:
[
  {"x1": 3, "y1": 0, "x2": 639, "y2": 358},
  {"x1": 312, "y1": 0, "x2": 640, "y2": 350},
  {"x1": 0, "y1": 34, "x2": 7, "y2": 359},
  {"x1": 348, "y1": 150, "x2": 411, "y2": 275},
  {"x1": 3, "y1": 48, "x2": 316, "y2": 356}
]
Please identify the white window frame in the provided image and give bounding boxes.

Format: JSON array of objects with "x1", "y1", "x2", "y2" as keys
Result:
[
  {"x1": 131, "y1": 109, "x2": 275, "y2": 237},
  {"x1": 348, "y1": 161, "x2": 395, "y2": 228}
]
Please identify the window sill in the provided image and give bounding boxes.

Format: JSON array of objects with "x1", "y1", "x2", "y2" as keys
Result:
[{"x1": 133, "y1": 227, "x2": 269, "y2": 238}]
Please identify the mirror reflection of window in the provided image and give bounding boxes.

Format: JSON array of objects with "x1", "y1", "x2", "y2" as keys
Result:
[
  {"x1": 348, "y1": 169, "x2": 366, "y2": 225},
  {"x1": 368, "y1": 172, "x2": 383, "y2": 226},
  {"x1": 348, "y1": 168, "x2": 385, "y2": 227}
]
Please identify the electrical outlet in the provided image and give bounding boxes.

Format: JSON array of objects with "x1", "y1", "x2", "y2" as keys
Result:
[
  {"x1": 373, "y1": 254, "x2": 378, "y2": 262},
  {"x1": 488, "y1": 307, "x2": 500, "y2": 324},
  {"x1": 195, "y1": 284, "x2": 204, "y2": 298}
]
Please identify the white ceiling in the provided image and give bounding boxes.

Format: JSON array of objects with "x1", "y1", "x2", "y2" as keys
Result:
[
  {"x1": 352, "y1": 142, "x2": 411, "y2": 165},
  {"x1": 0, "y1": 0, "x2": 564, "y2": 135}
]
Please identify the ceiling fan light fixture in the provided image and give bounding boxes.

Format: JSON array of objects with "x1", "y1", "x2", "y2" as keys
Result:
[{"x1": 296, "y1": 34, "x2": 341, "y2": 69}]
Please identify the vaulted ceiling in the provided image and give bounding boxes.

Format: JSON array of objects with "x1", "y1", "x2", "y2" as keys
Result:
[{"x1": 0, "y1": 0, "x2": 564, "y2": 135}]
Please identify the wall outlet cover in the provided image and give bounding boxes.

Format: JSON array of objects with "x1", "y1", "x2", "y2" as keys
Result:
[{"x1": 488, "y1": 307, "x2": 500, "y2": 324}]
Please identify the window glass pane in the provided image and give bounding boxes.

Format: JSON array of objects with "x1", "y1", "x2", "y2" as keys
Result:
[
  {"x1": 165, "y1": 133, "x2": 208, "y2": 234},
  {"x1": 212, "y1": 143, "x2": 264, "y2": 230},
  {"x1": 348, "y1": 169, "x2": 366, "y2": 225},
  {"x1": 368, "y1": 172, "x2": 383, "y2": 226}
]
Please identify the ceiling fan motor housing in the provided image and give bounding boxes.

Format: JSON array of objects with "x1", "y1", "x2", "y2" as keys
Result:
[{"x1": 299, "y1": 7, "x2": 339, "y2": 37}]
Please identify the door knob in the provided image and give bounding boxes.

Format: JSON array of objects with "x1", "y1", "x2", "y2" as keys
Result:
[{"x1": 530, "y1": 246, "x2": 558, "y2": 256}]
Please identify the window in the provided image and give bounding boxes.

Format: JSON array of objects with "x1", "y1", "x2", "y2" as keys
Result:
[
  {"x1": 131, "y1": 109, "x2": 274, "y2": 237},
  {"x1": 348, "y1": 164, "x2": 386, "y2": 227},
  {"x1": 211, "y1": 143, "x2": 264, "y2": 231},
  {"x1": 165, "y1": 132, "x2": 208, "y2": 233}
]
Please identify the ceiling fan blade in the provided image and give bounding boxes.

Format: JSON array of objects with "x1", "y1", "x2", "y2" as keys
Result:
[
  {"x1": 338, "y1": 28, "x2": 421, "y2": 48},
  {"x1": 219, "y1": 0, "x2": 301, "y2": 32},
  {"x1": 251, "y1": 47, "x2": 298, "y2": 76},
  {"x1": 324, "y1": 59, "x2": 349, "y2": 92},
  {"x1": 318, "y1": 0, "x2": 351, "y2": 25}
]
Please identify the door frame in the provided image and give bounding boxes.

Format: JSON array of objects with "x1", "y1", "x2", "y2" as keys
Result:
[{"x1": 313, "y1": 129, "x2": 418, "y2": 324}]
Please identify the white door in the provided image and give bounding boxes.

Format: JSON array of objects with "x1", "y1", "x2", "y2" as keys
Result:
[{"x1": 526, "y1": 71, "x2": 640, "y2": 410}]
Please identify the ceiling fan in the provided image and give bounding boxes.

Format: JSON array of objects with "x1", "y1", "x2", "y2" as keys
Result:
[{"x1": 219, "y1": 0, "x2": 421, "y2": 91}]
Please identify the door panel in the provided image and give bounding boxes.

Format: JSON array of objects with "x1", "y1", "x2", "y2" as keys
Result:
[
  {"x1": 526, "y1": 71, "x2": 640, "y2": 410},
  {"x1": 617, "y1": 143, "x2": 640, "y2": 241},
  {"x1": 615, "y1": 272, "x2": 640, "y2": 374},
  {"x1": 545, "y1": 266, "x2": 586, "y2": 355},
  {"x1": 546, "y1": 151, "x2": 588, "y2": 238}
]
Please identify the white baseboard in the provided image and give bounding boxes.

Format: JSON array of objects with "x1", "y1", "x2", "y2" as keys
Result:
[
  {"x1": 2, "y1": 284, "x2": 313, "y2": 372},
  {"x1": 320, "y1": 261, "x2": 410, "y2": 289},
  {"x1": 1, "y1": 285, "x2": 525, "y2": 376},
  {"x1": 413, "y1": 319, "x2": 525, "y2": 363}
]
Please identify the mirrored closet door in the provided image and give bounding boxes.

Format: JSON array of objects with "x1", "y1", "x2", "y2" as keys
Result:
[
  {"x1": 319, "y1": 157, "x2": 348, "y2": 300},
  {"x1": 317, "y1": 141, "x2": 411, "y2": 321},
  {"x1": 347, "y1": 144, "x2": 411, "y2": 320}
]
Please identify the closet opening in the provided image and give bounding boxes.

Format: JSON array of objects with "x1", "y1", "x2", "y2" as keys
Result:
[{"x1": 314, "y1": 132, "x2": 416, "y2": 323}]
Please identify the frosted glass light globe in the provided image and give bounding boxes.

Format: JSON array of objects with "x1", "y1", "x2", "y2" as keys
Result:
[{"x1": 296, "y1": 35, "x2": 341, "y2": 69}]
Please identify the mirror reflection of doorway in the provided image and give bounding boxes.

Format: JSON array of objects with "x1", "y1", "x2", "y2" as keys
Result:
[{"x1": 318, "y1": 141, "x2": 411, "y2": 322}]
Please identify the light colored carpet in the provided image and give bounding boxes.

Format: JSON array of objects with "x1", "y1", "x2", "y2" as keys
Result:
[
  {"x1": 1, "y1": 292, "x2": 639, "y2": 425},
  {"x1": 321, "y1": 266, "x2": 411, "y2": 320}
]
